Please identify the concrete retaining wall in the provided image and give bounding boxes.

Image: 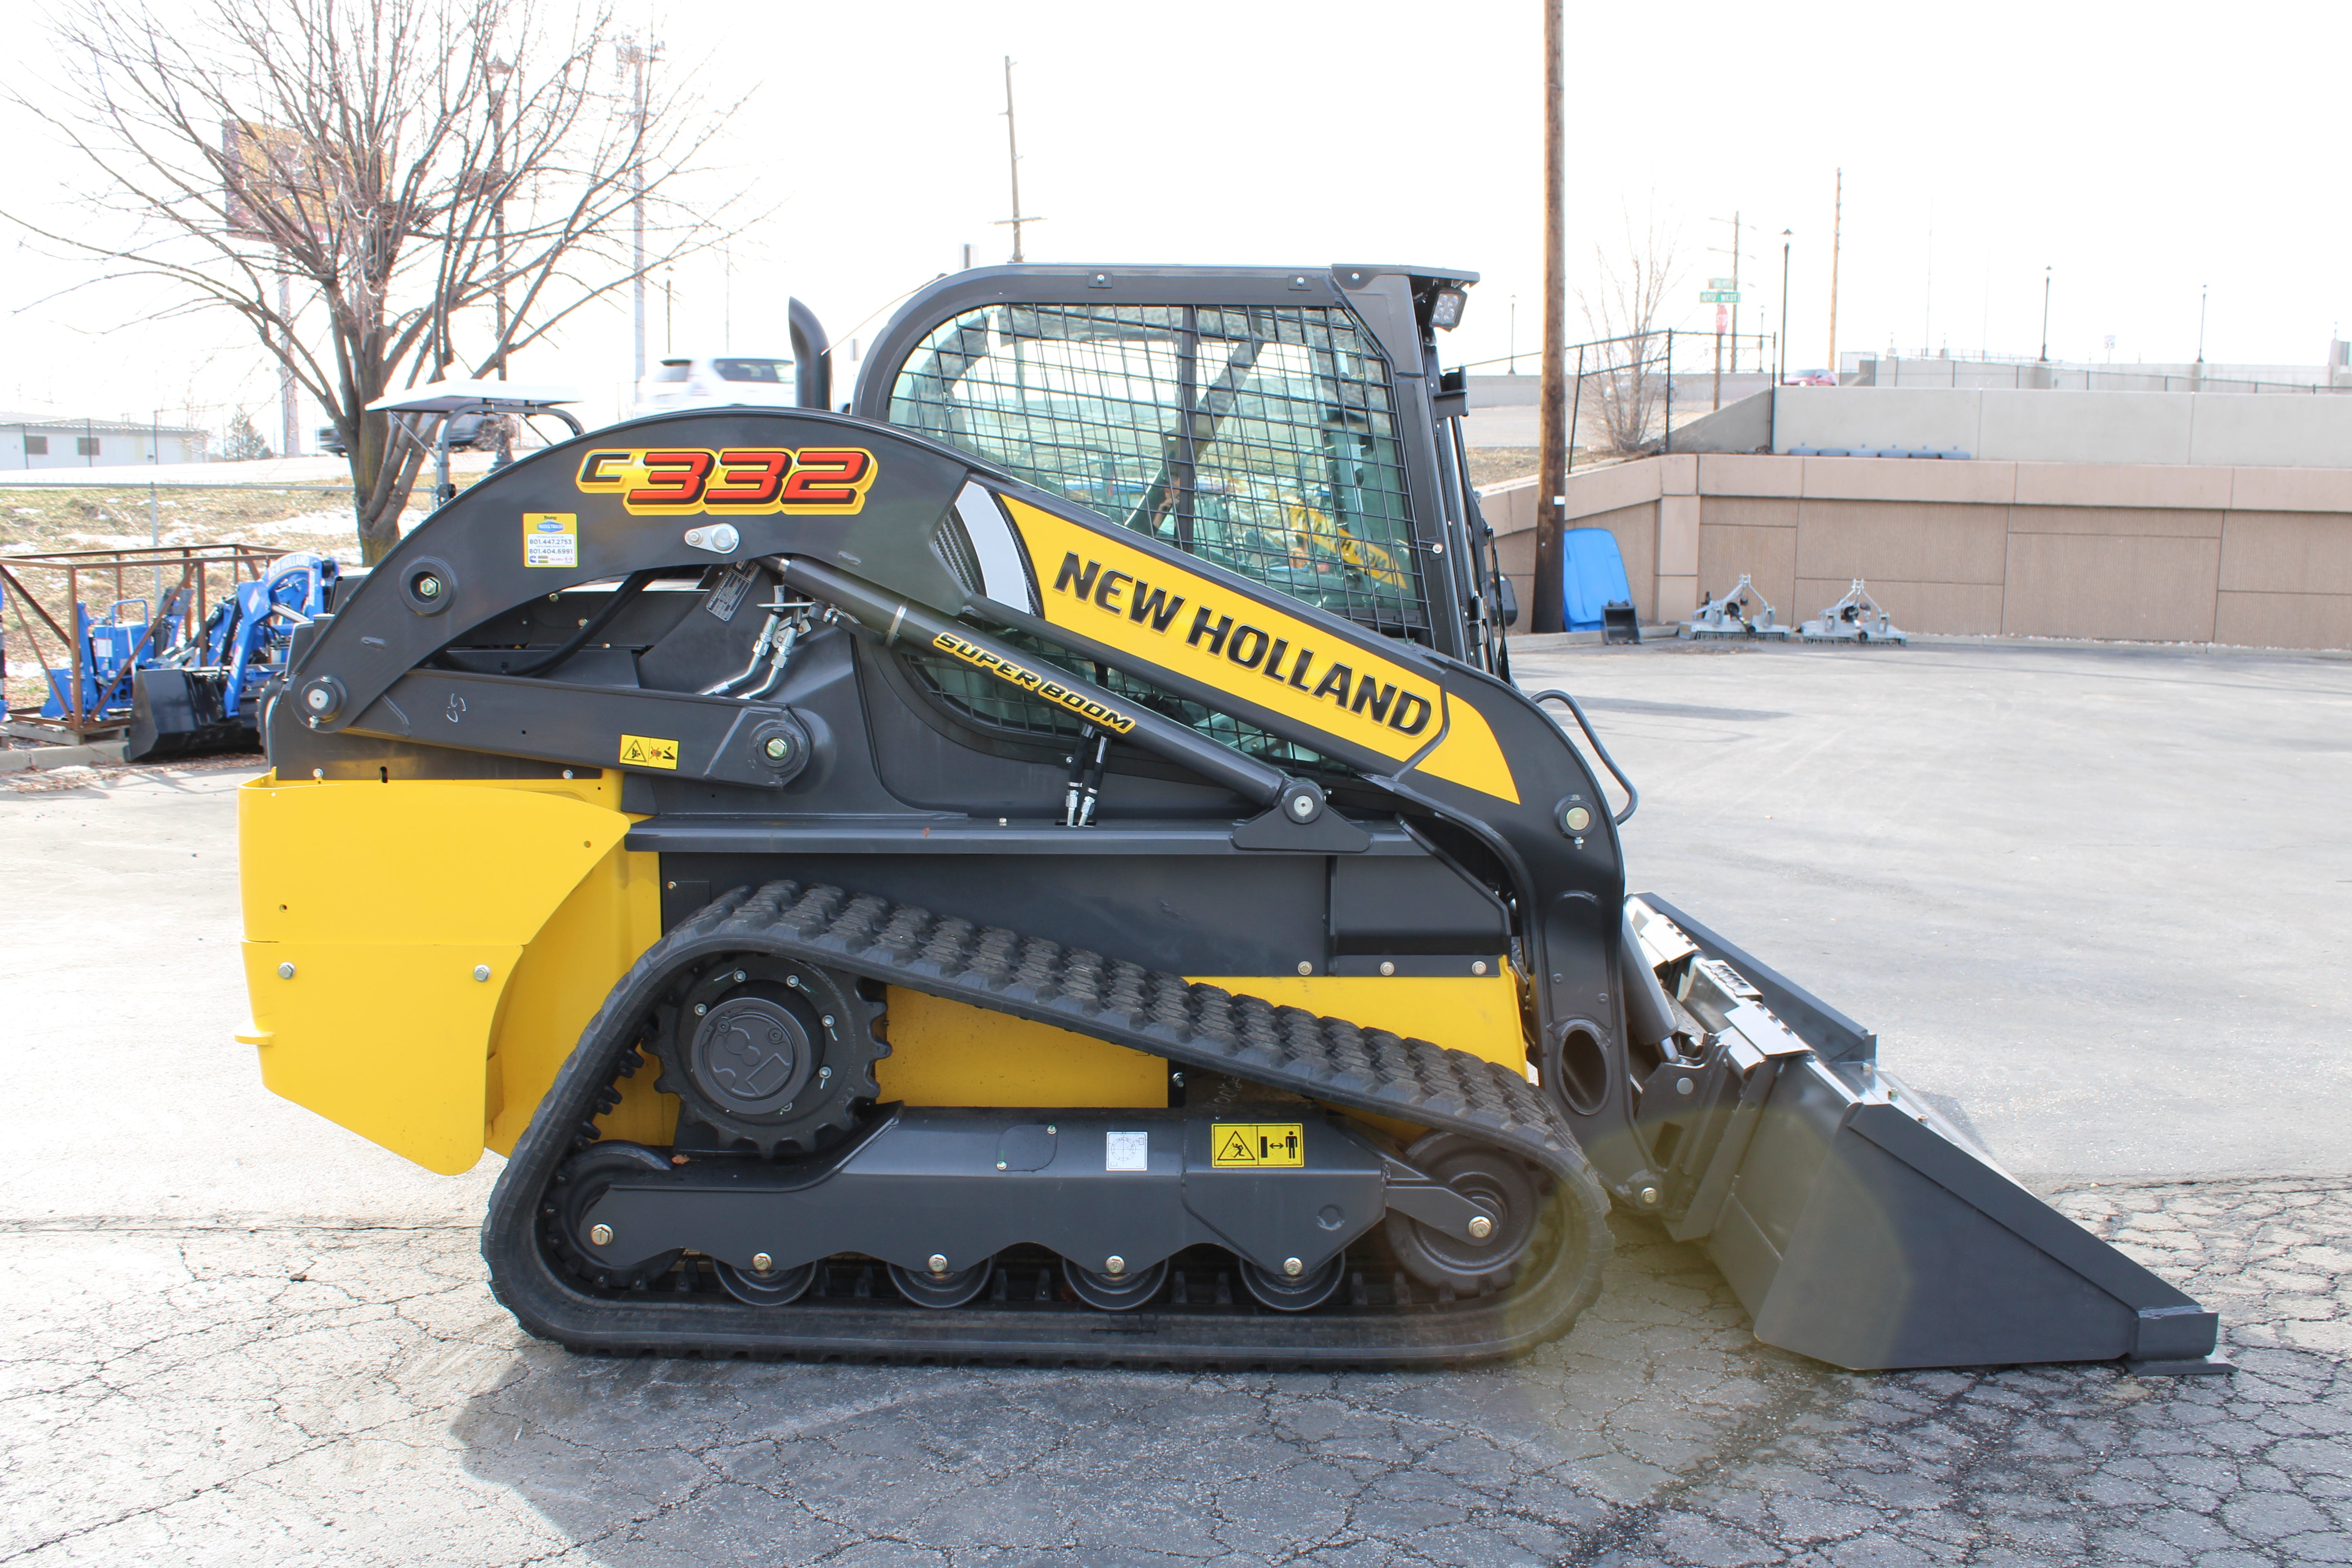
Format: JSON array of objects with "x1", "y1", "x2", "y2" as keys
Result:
[
  {"x1": 1763, "y1": 387, "x2": 2352, "y2": 468},
  {"x1": 1477, "y1": 454, "x2": 2352, "y2": 649}
]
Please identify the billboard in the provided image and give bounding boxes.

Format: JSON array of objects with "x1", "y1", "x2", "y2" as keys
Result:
[{"x1": 223, "y1": 119, "x2": 351, "y2": 243}]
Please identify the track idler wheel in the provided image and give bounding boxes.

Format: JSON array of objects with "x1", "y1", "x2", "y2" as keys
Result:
[
  {"x1": 1238, "y1": 1254, "x2": 1347, "y2": 1312},
  {"x1": 650, "y1": 955, "x2": 887, "y2": 1156},
  {"x1": 889, "y1": 1257, "x2": 994, "y2": 1309},
  {"x1": 1383, "y1": 1131, "x2": 1547, "y2": 1294},
  {"x1": 1063, "y1": 1256, "x2": 1169, "y2": 1311},
  {"x1": 547, "y1": 1143, "x2": 682, "y2": 1288}
]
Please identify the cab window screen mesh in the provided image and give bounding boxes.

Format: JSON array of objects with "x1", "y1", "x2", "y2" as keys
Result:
[{"x1": 888, "y1": 303, "x2": 1425, "y2": 634}]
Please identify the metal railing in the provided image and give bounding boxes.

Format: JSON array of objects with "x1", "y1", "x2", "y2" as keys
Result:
[
  {"x1": 1455, "y1": 330, "x2": 1779, "y2": 466},
  {"x1": 1851, "y1": 353, "x2": 2351, "y2": 396},
  {"x1": 1, "y1": 542, "x2": 275, "y2": 739}
]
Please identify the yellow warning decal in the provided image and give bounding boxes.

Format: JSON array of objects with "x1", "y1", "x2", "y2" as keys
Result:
[
  {"x1": 1211, "y1": 1122, "x2": 1305, "y2": 1168},
  {"x1": 618, "y1": 734, "x2": 679, "y2": 770}
]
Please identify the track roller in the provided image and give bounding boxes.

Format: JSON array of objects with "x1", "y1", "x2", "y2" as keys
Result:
[
  {"x1": 1238, "y1": 1254, "x2": 1347, "y2": 1312},
  {"x1": 889, "y1": 1257, "x2": 994, "y2": 1308},
  {"x1": 1063, "y1": 1256, "x2": 1170, "y2": 1311}
]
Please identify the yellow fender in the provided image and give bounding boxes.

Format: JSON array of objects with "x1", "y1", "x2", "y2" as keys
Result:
[{"x1": 238, "y1": 775, "x2": 646, "y2": 1174}]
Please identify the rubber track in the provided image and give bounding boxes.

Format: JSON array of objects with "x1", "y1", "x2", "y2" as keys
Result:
[{"x1": 483, "y1": 881, "x2": 1613, "y2": 1365}]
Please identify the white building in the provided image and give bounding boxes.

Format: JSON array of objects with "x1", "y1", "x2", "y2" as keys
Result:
[{"x1": 0, "y1": 414, "x2": 211, "y2": 469}]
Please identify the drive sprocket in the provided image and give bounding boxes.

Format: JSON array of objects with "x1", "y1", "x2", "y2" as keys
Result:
[{"x1": 648, "y1": 954, "x2": 887, "y2": 1156}]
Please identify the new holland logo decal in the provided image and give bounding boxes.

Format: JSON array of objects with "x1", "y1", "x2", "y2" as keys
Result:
[{"x1": 993, "y1": 494, "x2": 1522, "y2": 802}]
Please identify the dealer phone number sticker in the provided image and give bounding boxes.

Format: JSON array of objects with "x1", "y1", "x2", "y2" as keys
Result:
[{"x1": 524, "y1": 512, "x2": 578, "y2": 567}]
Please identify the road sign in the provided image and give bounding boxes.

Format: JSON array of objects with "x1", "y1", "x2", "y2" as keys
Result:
[
  {"x1": 1708, "y1": 276, "x2": 1735, "y2": 289},
  {"x1": 1700, "y1": 290, "x2": 1741, "y2": 304},
  {"x1": 1715, "y1": 305, "x2": 1729, "y2": 334}
]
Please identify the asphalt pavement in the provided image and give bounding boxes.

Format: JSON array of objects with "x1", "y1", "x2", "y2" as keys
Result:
[{"x1": 1, "y1": 635, "x2": 2346, "y2": 1565}]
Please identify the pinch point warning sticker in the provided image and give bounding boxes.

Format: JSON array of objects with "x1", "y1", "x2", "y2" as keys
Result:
[
  {"x1": 1212, "y1": 1122, "x2": 1304, "y2": 1169},
  {"x1": 524, "y1": 512, "x2": 578, "y2": 568},
  {"x1": 619, "y1": 734, "x2": 679, "y2": 770}
]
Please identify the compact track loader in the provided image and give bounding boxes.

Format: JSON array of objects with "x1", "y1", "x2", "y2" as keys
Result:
[{"x1": 238, "y1": 265, "x2": 2219, "y2": 1372}]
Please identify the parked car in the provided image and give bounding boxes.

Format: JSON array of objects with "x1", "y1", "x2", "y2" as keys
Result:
[
  {"x1": 633, "y1": 354, "x2": 795, "y2": 418},
  {"x1": 317, "y1": 413, "x2": 498, "y2": 457},
  {"x1": 1781, "y1": 368, "x2": 1839, "y2": 387}
]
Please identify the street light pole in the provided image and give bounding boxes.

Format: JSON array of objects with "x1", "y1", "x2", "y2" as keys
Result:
[
  {"x1": 994, "y1": 58, "x2": 1045, "y2": 262},
  {"x1": 2196, "y1": 283, "x2": 2208, "y2": 364},
  {"x1": 487, "y1": 58, "x2": 511, "y2": 381},
  {"x1": 2039, "y1": 266, "x2": 2052, "y2": 363},
  {"x1": 1779, "y1": 230, "x2": 1793, "y2": 385},
  {"x1": 618, "y1": 39, "x2": 659, "y2": 386},
  {"x1": 488, "y1": 56, "x2": 513, "y2": 472}
]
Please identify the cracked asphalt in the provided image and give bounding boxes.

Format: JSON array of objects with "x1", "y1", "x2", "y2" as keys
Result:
[{"x1": 3, "y1": 639, "x2": 2348, "y2": 1564}]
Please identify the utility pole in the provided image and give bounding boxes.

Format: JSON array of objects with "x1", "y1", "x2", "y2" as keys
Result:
[
  {"x1": 1708, "y1": 213, "x2": 1748, "y2": 373},
  {"x1": 618, "y1": 38, "x2": 659, "y2": 384},
  {"x1": 994, "y1": 57, "x2": 1044, "y2": 263},
  {"x1": 1534, "y1": 0, "x2": 1567, "y2": 636},
  {"x1": 1826, "y1": 169, "x2": 1842, "y2": 376},
  {"x1": 2039, "y1": 266, "x2": 2052, "y2": 362},
  {"x1": 2196, "y1": 283, "x2": 2208, "y2": 363},
  {"x1": 1509, "y1": 296, "x2": 1517, "y2": 374},
  {"x1": 278, "y1": 273, "x2": 297, "y2": 456}
]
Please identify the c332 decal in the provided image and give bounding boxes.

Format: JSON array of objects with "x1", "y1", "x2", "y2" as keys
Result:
[
  {"x1": 575, "y1": 447, "x2": 878, "y2": 517},
  {"x1": 998, "y1": 496, "x2": 1519, "y2": 803}
]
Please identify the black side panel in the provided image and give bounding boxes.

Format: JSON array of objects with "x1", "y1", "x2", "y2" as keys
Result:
[
  {"x1": 656, "y1": 852, "x2": 1329, "y2": 977},
  {"x1": 1330, "y1": 856, "x2": 1508, "y2": 955}
]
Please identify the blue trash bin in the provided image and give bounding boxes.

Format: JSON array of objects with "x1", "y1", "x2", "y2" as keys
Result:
[{"x1": 1561, "y1": 528, "x2": 1635, "y2": 633}]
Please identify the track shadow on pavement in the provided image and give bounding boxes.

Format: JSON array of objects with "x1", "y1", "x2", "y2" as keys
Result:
[{"x1": 451, "y1": 1183, "x2": 2351, "y2": 1567}]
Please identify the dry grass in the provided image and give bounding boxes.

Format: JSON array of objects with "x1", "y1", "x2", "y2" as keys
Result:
[
  {"x1": 1464, "y1": 449, "x2": 1539, "y2": 490},
  {"x1": 0, "y1": 485, "x2": 428, "y2": 713}
]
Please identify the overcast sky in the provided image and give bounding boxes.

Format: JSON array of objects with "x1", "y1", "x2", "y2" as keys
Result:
[{"x1": 5, "y1": 0, "x2": 2346, "y2": 435}]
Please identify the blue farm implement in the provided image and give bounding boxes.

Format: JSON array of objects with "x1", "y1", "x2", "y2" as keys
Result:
[
  {"x1": 0, "y1": 542, "x2": 328, "y2": 755},
  {"x1": 127, "y1": 552, "x2": 341, "y2": 760}
]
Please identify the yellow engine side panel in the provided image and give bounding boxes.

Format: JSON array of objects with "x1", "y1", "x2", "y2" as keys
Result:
[
  {"x1": 1190, "y1": 972, "x2": 1530, "y2": 1077},
  {"x1": 238, "y1": 772, "x2": 643, "y2": 1174},
  {"x1": 878, "y1": 988, "x2": 1167, "y2": 1107},
  {"x1": 488, "y1": 842, "x2": 666, "y2": 1155}
]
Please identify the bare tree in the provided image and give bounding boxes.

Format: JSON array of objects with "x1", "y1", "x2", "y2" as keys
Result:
[
  {"x1": 1577, "y1": 209, "x2": 1683, "y2": 455},
  {"x1": 16, "y1": 0, "x2": 737, "y2": 561}
]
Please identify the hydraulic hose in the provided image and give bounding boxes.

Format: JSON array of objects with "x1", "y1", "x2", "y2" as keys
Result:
[{"x1": 500, "y1": 570, "x2": 661, "y2": 678}]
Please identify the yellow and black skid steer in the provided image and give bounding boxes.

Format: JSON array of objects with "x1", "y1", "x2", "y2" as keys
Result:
[{"x1": 238, "y1": 265, "x2": 2222, "y2": 1372}]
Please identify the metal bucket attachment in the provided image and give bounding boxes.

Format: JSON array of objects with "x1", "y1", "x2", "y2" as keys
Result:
[{"x1": 1623, "y1": 895, "x2": 2224, "y2": 1374}]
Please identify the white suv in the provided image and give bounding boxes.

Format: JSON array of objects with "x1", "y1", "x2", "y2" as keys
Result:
[{"x1": 633, "y1": 354, "x2": 796, "y2": 418}]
